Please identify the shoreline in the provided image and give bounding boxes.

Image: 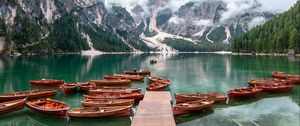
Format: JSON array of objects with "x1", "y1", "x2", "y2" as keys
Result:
[
  {"x1": 1, "y1": 51, "x2": 299, "y2": 57},
  {"x1": 231, "y1": 52, "x2": 300, "y2": 57}
]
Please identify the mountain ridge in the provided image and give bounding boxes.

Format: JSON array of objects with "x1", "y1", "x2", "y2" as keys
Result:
[{"x1": 0, "y1": 0, "x2": 282, "y2": 54}]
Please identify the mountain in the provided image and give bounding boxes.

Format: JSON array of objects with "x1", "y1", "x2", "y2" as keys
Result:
[
  {"x1": 0, "y1": 0, "x2": 278, "y2": 54},
  {"x1": 231, "y1": 1, "x2": 300, "y2": 53},
  {"x1": 0, "y1": 0, "x2": 151, "y2": 54}
]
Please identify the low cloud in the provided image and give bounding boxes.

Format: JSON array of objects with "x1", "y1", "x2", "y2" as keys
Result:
[
  {"x1": 103, "y1": 0, "x2": 297, "y2": 26},
  {"x1": 193, "y1": 19, "x2": 214, "y2": 27},
  {"x1": 168, "y1": 16, "x2": 185, "y2": 24},
  {"x1": 248, "y1": 16, "x2": 266, "y2": 28},
  {"x1": 220, "y1": 0, "x2": 260, "y2": 23}
]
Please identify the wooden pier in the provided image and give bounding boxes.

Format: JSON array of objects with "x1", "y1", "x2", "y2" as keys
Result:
[{"x1": 131, "y1": 91, "x2": 176, "y2": 126}]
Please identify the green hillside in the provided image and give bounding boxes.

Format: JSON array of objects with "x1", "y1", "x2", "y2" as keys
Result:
[{"x1": 232, "y1": 2, "x2": 300, "y2": 53}]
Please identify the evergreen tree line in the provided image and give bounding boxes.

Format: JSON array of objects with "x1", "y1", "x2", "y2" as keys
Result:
[{"x1": 232, "y1": 2, "x2": 300, "y2": 53}]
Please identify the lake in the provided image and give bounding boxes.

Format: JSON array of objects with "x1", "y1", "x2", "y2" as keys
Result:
[{"x1": 0, "y1": 53, "x2": 299, "y2": 126}]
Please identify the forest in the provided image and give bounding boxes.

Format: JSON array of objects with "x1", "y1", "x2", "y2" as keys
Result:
[{"x1": 231, "y1": 2, "x2": 300, "y2": 53}]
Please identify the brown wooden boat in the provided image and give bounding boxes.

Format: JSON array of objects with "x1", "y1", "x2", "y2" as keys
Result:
[
  {"x1": 146, "y1": 81, "x2": 170, "y2": 91},
  {"x1": 256, "y1": 83, "x2": 293, "y2": 93},
  {"x1": 148, "y1": 76, "x2": 168, "y2": 82},
  {"x1": 84, "y1": 92, "x2": 144, "y2": 100},
  {"x1": 248, "y1": 78, "x2": 289, "y2": 86},
  {"x1": 0, "y1": 98, "x2": 27, "y2": 115},
  {"x1": 173, "y1": 100, "x2": 214, "y2": 116},
  {"x1": 0, "y1": 89, "x2": 57, "y2": 102},
  {"x1": 78, "y1": 82, "x2": 96, "y2": 92},
  {"x1": 59, "y1": 83, "x2": 78, "y2": 94},
  {"x1": 81, "y1": 99, "x2": 134, "y2": 107},
  {"x1": 272, "y1": 72, "x2": 300, "y2": 79},
  {"x1": 69, "y1": 106, "x2": 132, "y2": 118},
  {"x1": 26, "y1": 98, "x2": 69, "y2": 118},
  {"x1": 124, "y1": 71, "x2": 151, "y2": 75},
  {"x1": 287, "y1": 77, "x2": 300, "y2": 84},
  {"x1": 227, "y1": 87, "x2": 262, "y2": 99},
  {"x1": 89, "y1": 87, "x2": 141, "y2": 94},
  {"x1": 175, "y1": 93, "x2": 227, "y2": 103},
  {"x1": 29, "y1": 79, "x2": 64, "y2": 86},
  {"x1": 91, "y1": 79, "x2": 131, "y2": 86},
  {"x1": 104, "y1": 75, "x2": 126, "y2": 80},
  {"x1": 123, "y1": 75, "x2": 145, "y2": 81},
  {"x1": 105, "y1": 74, "x2": 144, "y2": 81}
]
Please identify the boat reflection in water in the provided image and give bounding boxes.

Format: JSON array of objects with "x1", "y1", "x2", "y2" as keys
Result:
[
  {"x1": 68, "y1": 117, "x2": 131, "y2": 126},
  {"x1": 177, "y1": 96, "x2": 299, "y2": 126}
]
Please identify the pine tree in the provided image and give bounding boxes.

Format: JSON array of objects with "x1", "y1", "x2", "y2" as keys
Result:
[
  {"x1": 289, "y1": 28, "x2": 298, "y2": 50},
  {"x1": 232, "y1": 1, "x2": 300, "y2": 53}
]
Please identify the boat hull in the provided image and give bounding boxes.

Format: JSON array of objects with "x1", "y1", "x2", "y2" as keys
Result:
[
  {"x1": 0, "y1": 98, "x2": 27, "y2": 115},
  {"x1": 248, "y1": 78, "x2": 289, "y2": 86},
  {"x1": 26, "y1": 99, "x2": 69, "y2": 118},
  {"x1": 59, "y1": 84, "x2": 78, "y2": 94},
  {"x1": 173, "y1": 100, "x2": 214, "y2": 116},
  {"x1": 227, "y1": 88, "x2": 262, "y2": 99},
  {"x1": 272, "y1": 72, "x2": 300, "y2": 79},
  {"x1": 146, "y1": 82, "x2": 170, "y2": 91},
  {"x1": 91, "y1": 80, "x2": 131, "y2": 86},
  {"x1": 81, "y1": 99, "x2": 134, "y2": 107},
  {"x1": 0, "y1": 90, "x2": 57, "y2": 102},
  {"x1": 69, "y1": 107, "x2": 132, "y2": 118},
  {"x1": 84, "y1": 93, "x2": 144, "y2": 100},
  {"x1": 175, "y1": 93, "x2": 227, "y2": 103},
  {"x1": 124, "y1": 71, "x2": 151, "y2": 75},
  {"x1": 287, "y1": 77, "x2": 300, "y2": 84},
  {"x1": 30, "y1": 80, "x2": 64, "y2": 86},
  {"x1": 78, "y1": 82, "x2": 96, "y2": 92},
  {"x1": 257, "y1": 84, "x2": 293, "y2": 93}
]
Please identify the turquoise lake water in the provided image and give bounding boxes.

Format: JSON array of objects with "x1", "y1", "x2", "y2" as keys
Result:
[{"x1": 0, "y1": 54, "x2": 299, "y2": 126}]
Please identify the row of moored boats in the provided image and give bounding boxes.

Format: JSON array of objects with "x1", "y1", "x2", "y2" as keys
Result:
[
  {"x1": 0, "y1": 71, "x2": 169, "y2": 118},
  {"x1": 0, "y1": 71, "x2": 299, "y2": 118}
]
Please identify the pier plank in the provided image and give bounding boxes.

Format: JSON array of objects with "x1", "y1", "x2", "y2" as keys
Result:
[{"x1": 131, "y1": 91, "x2": 176, "y2": 126}]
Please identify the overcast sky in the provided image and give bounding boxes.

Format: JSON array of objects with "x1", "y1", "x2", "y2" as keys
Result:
[
  {"x1": 258, "y1": 0, "x2": 298, "y2": 12},
  {"x1": 105, "y1": 0, "x2": 298, "y2": 13}
]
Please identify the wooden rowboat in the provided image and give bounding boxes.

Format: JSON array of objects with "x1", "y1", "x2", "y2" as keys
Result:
[
  {"x1": 104, "y1": 75, "x2": 126, "y2": 80},
  {"x1": 124, "y1": 71, "x2": 151, "y2": 75},
  {"x1": 256, "y1": 83, "x2": 293, "y2": 93},
  {"x1": 69, "y1": 106, "x2": 132, "y2": 118},
  {"x1": 0, "y1": 89, "x2": 57, "y2": 102},
  {"x1": 118, "y1": 74, "x2": 145, "y2": 81},
  {"x1": 175, "y1": 93, "x2": 227, "y2": 103},
  {"x1": 59, "y1": 83, "x2": 78, "y2": 94},
  {"x1": 105, "y1": 74, "x2": 144, "y2": 81},
  {"x1": 91, "y1": 79, "x2": 131, "y2": 86},
  {"x1": 272, "y1": 72, "x2": 300, "y2": 79},
  {"x1": 78, "y1": 82, "x2": 96, "y2": 92},
  {"x1": 147, "y1": 76, "x2": 168, "y2": 82},
  {"x1": 84, "y1": 92, "x2": 144, "y2": 100},
  {"x1": 173, "y1": 100, "x2": 214, "y2": 116},
  {"x1": 29, "y1": 79, "x2": 64, "y2": 86},
  {"x1": 89, "y1": 87, "x2": 141, "y2": 94},
  {"x1": 248, "y1": 78, "x2": 289, "y2": 86},
  {"x1": 26, "y1": 98, "x2": 69, "y2": 118},
  {"x1": 82, "y1": 99, "x2": 134, "y2": 107},
  {"x1": 287, "y1": 77, "x2": 300, "y2": 84},
  {"x1": 227, "y1": 87, "x2": 262, "y2": 99},
  {"x1": 146, "y1": 81, "x2": 170, "y2": 91},
  {"x1": 0, "y1": 98, "x2": 27, "y2": 115},
  {"x1": 125, "y1": 75, "x2": 144, "y2": 81}
]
